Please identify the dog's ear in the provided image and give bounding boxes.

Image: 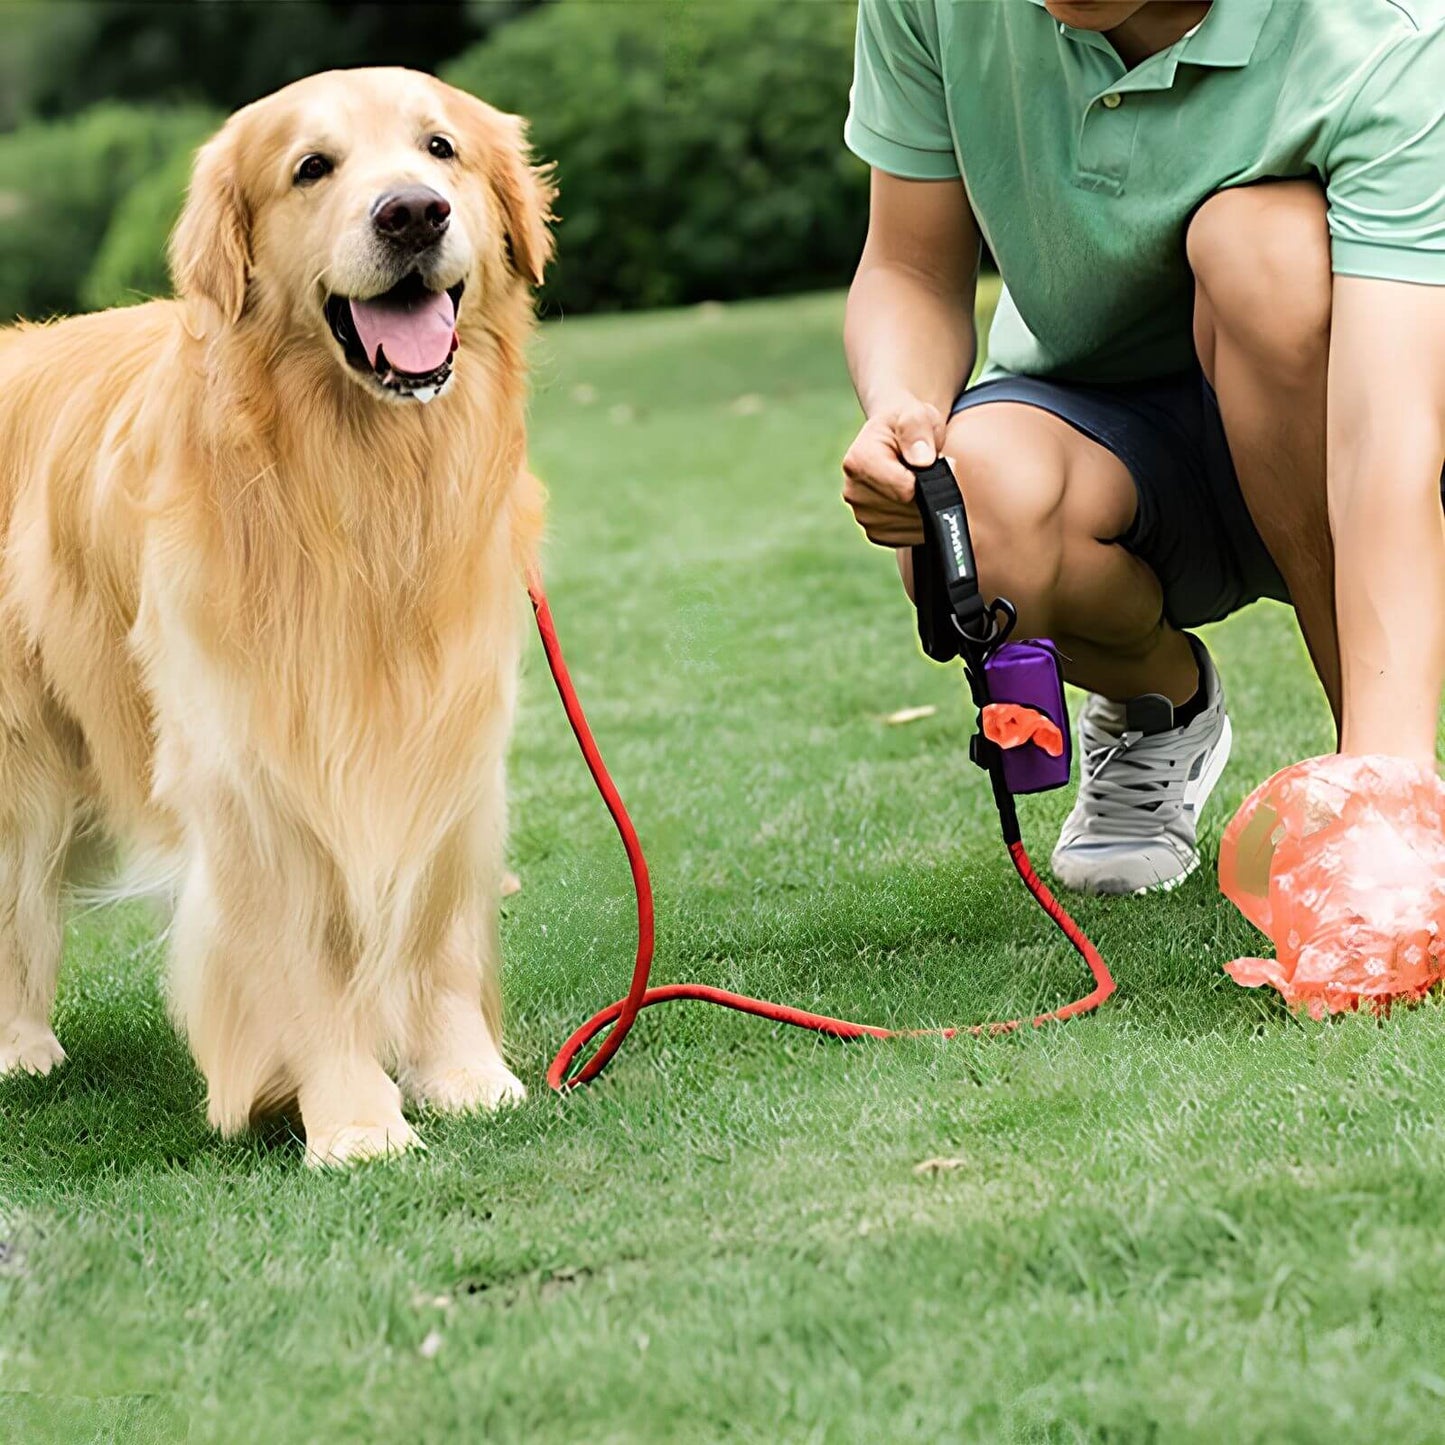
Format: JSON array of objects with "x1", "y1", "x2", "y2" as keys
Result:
[
  {"x1": 487, "y1": 111, "x2": 556, "y2": 288},
  {"x1": 170, "y1": 127, "x2": 252, "y2": 324}
]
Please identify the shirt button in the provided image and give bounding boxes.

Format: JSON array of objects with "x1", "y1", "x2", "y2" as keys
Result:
[{"x1": 1102, "y1": 92, "x2": 1123, "y2": 109}]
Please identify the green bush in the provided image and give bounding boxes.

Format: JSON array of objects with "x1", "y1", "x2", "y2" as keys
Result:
[
  {"x1": 444, "y1": 0, "x2": 867, "y2": 314},
  {"x1": 0, "y1": 103, "x2": 216, "y2": 322},
  {"x1": 7, "y1": 0, "x2": 536, "y2": 122},
  {"x1": 80, "y1": 145, "x2": 196, "y2": 311}
]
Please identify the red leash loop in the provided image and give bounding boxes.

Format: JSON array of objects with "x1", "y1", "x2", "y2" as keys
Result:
[{"x1": 529, "y1": 573, "x2": 1115, "y2": 1092}]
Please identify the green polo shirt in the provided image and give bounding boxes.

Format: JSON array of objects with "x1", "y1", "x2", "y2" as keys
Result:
[{"x1": 846, "y1": 0, "x2": 1445, "y2": 382}]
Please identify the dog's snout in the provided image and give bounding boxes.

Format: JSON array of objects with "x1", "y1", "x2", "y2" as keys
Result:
[{"x1": 371, "y1": 186, "x2": 451, "y2": 250}]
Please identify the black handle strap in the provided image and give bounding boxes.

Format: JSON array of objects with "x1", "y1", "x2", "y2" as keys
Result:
[
  {"x1": 910, "y1": 458, "x2": 996, "y2": 664},
  {"x1": 907, "y1": 460, "x2": 1023, "y2": 838},
  {"x1": 913, "y1": 460, "x2": 987, "y2": 634}
]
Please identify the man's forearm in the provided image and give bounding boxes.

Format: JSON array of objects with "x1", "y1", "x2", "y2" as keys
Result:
[
  {"x1": 1331, "y1": 445, "x2": 1445, "y2": 762},
  {"x1": 844, "y1": 260, "x2": 976, "y2": 420},
  {"x1": 1328, "y1": 278, "x2": 1445, "y2": 764}
]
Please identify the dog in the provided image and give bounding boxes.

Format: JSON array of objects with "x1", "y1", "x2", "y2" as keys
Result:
[{"x1": 0, "y1": 68, "x2": 554, "y2": 1165}]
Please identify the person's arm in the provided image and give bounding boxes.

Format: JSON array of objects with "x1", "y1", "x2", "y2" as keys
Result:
[
  {"x1": 1319, "y1": 27, "x2": 1445, "y2": 763},
  {"x1": 841, "y1": 168, "x2": 980, "y2": 547},
  {"x1": 1328, "y1": 277, "x2": 1445, "y2": 764}
]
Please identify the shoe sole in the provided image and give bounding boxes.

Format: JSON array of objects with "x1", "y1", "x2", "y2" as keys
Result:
[{"x1": 1128, "y1": 851, "x2": 1199, "y2": 897}]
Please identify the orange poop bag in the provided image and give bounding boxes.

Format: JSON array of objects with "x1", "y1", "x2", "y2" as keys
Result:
[
  {"x1": 982, "y1": 702, "x2": 1065, "y2": 757},
  {"x1": 1219, "y1": 754, "x2": 1445, "y2": 1016}
]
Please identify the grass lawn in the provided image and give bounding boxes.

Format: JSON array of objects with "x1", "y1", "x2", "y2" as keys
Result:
[{"x1": 6, "y1": 285, "x2": 1445, "y2": 1444}]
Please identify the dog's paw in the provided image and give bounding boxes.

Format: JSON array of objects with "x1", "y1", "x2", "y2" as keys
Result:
[
  {"x1": 0, "y1": 1021, "x2": 66, "y2": 1079},
  {"x1": 304, "y1": 1117, "x2": 423, "y2": 1169},
  {"x1": 409, "y1": 1063, "x2": 527, "y2": 1115}
]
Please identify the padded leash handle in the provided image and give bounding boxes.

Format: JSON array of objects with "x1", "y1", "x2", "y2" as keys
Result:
[
  {"x1": 910, "y1": 458, "x2": 989, "y2": 657},
  {"x1": 909, "y1": 457, "x2": 1018, "y2": 668}
]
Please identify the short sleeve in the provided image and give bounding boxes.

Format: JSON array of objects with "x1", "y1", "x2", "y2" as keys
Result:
[
  {"x1": 1325, "y1": 26, "x2": 1445, "y2": 286},
  {"x1": 845, "y1": 0, "x2": 960, "y2": 181}
]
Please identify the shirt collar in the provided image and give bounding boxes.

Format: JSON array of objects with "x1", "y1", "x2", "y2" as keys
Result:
[
  {"x1": 1177, "y1": 0, "x2": 1272, "y2": 67},
  {"x1": 1028, "y1": 0, "x2": 1272, "y2": 70}
]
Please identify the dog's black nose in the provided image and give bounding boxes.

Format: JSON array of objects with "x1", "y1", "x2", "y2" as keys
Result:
[{"x1": 371, "y1": 186, "x2": 451, "y2": 250}]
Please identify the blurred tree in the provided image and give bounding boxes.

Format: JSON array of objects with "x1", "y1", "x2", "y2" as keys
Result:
[
  {"x1": 1, "y1": 0, "x2": 543, "y2": 127},
  {"x1": 445, "y1": 0, "x2": 868, "y2": 314},
  {"x1": 3, "y1": 0, "x2": 877, "y2": 323},
  {"x1": 0, "y1": 3, "x2": 93, "y2": 130},
  {"x1": 0, "y1": 104, "x2": 218, "y2": 320},
  {"x1": 81, "y1": 142, "x2": 198, "y2": 312}
]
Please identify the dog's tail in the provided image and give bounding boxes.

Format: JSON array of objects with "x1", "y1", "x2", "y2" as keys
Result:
[{"x1": 65, "y1": 828, "x2": 185, "y2": 914}]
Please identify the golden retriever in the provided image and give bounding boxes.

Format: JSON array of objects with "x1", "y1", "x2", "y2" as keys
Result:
[{"x1": 0, "y1": 69, "x2": 554, "y2": 1165}]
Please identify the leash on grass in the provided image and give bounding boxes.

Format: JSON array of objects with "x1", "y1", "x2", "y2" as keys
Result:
[{"x1": 529, "y1": 460, "x2": 1115, "y2": 1091}]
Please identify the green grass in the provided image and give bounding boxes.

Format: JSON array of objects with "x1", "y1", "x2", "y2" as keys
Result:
[{"x1": 4, "y1": 287, "x2": 1444, "y2": 1444}]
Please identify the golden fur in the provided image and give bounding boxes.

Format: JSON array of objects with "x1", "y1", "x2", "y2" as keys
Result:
[{"x1": 0, "y1": 69, "x2": 553, "y2": 1164}]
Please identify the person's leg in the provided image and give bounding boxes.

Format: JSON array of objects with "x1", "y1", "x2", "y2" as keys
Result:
[
  {"x1": 1188, "y1": 181, "x2": 1341, "y2": 719},
  {"x1": 894, "y1": 390, "x2": 1232, "y2": 894},
  {"x1": 901, "y1": 402, "x2": 1199, "y2": 704}
]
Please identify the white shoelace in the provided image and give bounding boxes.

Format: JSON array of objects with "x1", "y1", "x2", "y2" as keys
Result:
[{"x1": 1074, "y1": 707, "x2": 1189, "y2": 839}]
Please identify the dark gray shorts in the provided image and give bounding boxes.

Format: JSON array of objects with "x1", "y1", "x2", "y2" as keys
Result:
[{"x1": 951, "y1": 369, "x2": 1287, "y2": 629}]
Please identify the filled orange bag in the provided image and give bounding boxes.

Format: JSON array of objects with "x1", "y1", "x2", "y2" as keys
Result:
[{"x1": 1219, "y1": 754, "x2": 1445, "y2": 1016}]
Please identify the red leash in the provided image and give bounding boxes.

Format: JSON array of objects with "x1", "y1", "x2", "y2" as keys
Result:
[{"x1": 529, "y1": 573, "x2": 1116, "y2": 1092}]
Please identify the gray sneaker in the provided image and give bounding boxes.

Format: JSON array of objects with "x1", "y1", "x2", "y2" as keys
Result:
[{"x1": 1050, "y1": 639, "x2": 1232, "y2": 896}]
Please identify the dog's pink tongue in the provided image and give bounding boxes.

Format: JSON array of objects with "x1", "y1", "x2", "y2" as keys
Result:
[{"x1": 348, "y1": 288, "x2": 456, "y2": 375}]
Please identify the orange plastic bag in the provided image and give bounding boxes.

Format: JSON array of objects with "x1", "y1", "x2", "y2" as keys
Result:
[
  {"x1": 1219, "y1": 754, "x2": 1445, "y2": 1016},
  {"x1": 982, "y1": 702, "x2": 1064, "y2": 758}
]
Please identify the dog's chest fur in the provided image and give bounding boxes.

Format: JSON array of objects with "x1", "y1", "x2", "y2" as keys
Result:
[
  {"x1": 138, "y1": 402, "x2": 533, "y2": 875},
  {"x1": 1, "y1": 307, "x2": 539, "y2": 888}
]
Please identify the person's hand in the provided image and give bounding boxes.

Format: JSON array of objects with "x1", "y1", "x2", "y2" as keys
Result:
[{"x1": 841, "y1": 396, "x2": 948, "y2": 547}]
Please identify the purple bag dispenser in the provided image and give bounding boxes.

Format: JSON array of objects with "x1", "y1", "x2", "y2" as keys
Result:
[{"x1": 981, "y1": 640, "x2": 1072, "y2": 795}]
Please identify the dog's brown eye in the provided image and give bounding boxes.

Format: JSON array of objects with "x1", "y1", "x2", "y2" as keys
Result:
[
  {"x1": 294, "y1": 154, "x2": 333, "y2": 186},
  {"x1": 427, "y1": 135, "x2": 456, "y2": 161}
]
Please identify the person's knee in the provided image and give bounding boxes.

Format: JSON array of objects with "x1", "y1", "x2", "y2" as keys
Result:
[
  {"x1": 1188, "y1": 182, "x2": 1332, "y2": 389},
  {"x1": 941, "y1": 422, "x2": 1068, "y2": 632}
]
